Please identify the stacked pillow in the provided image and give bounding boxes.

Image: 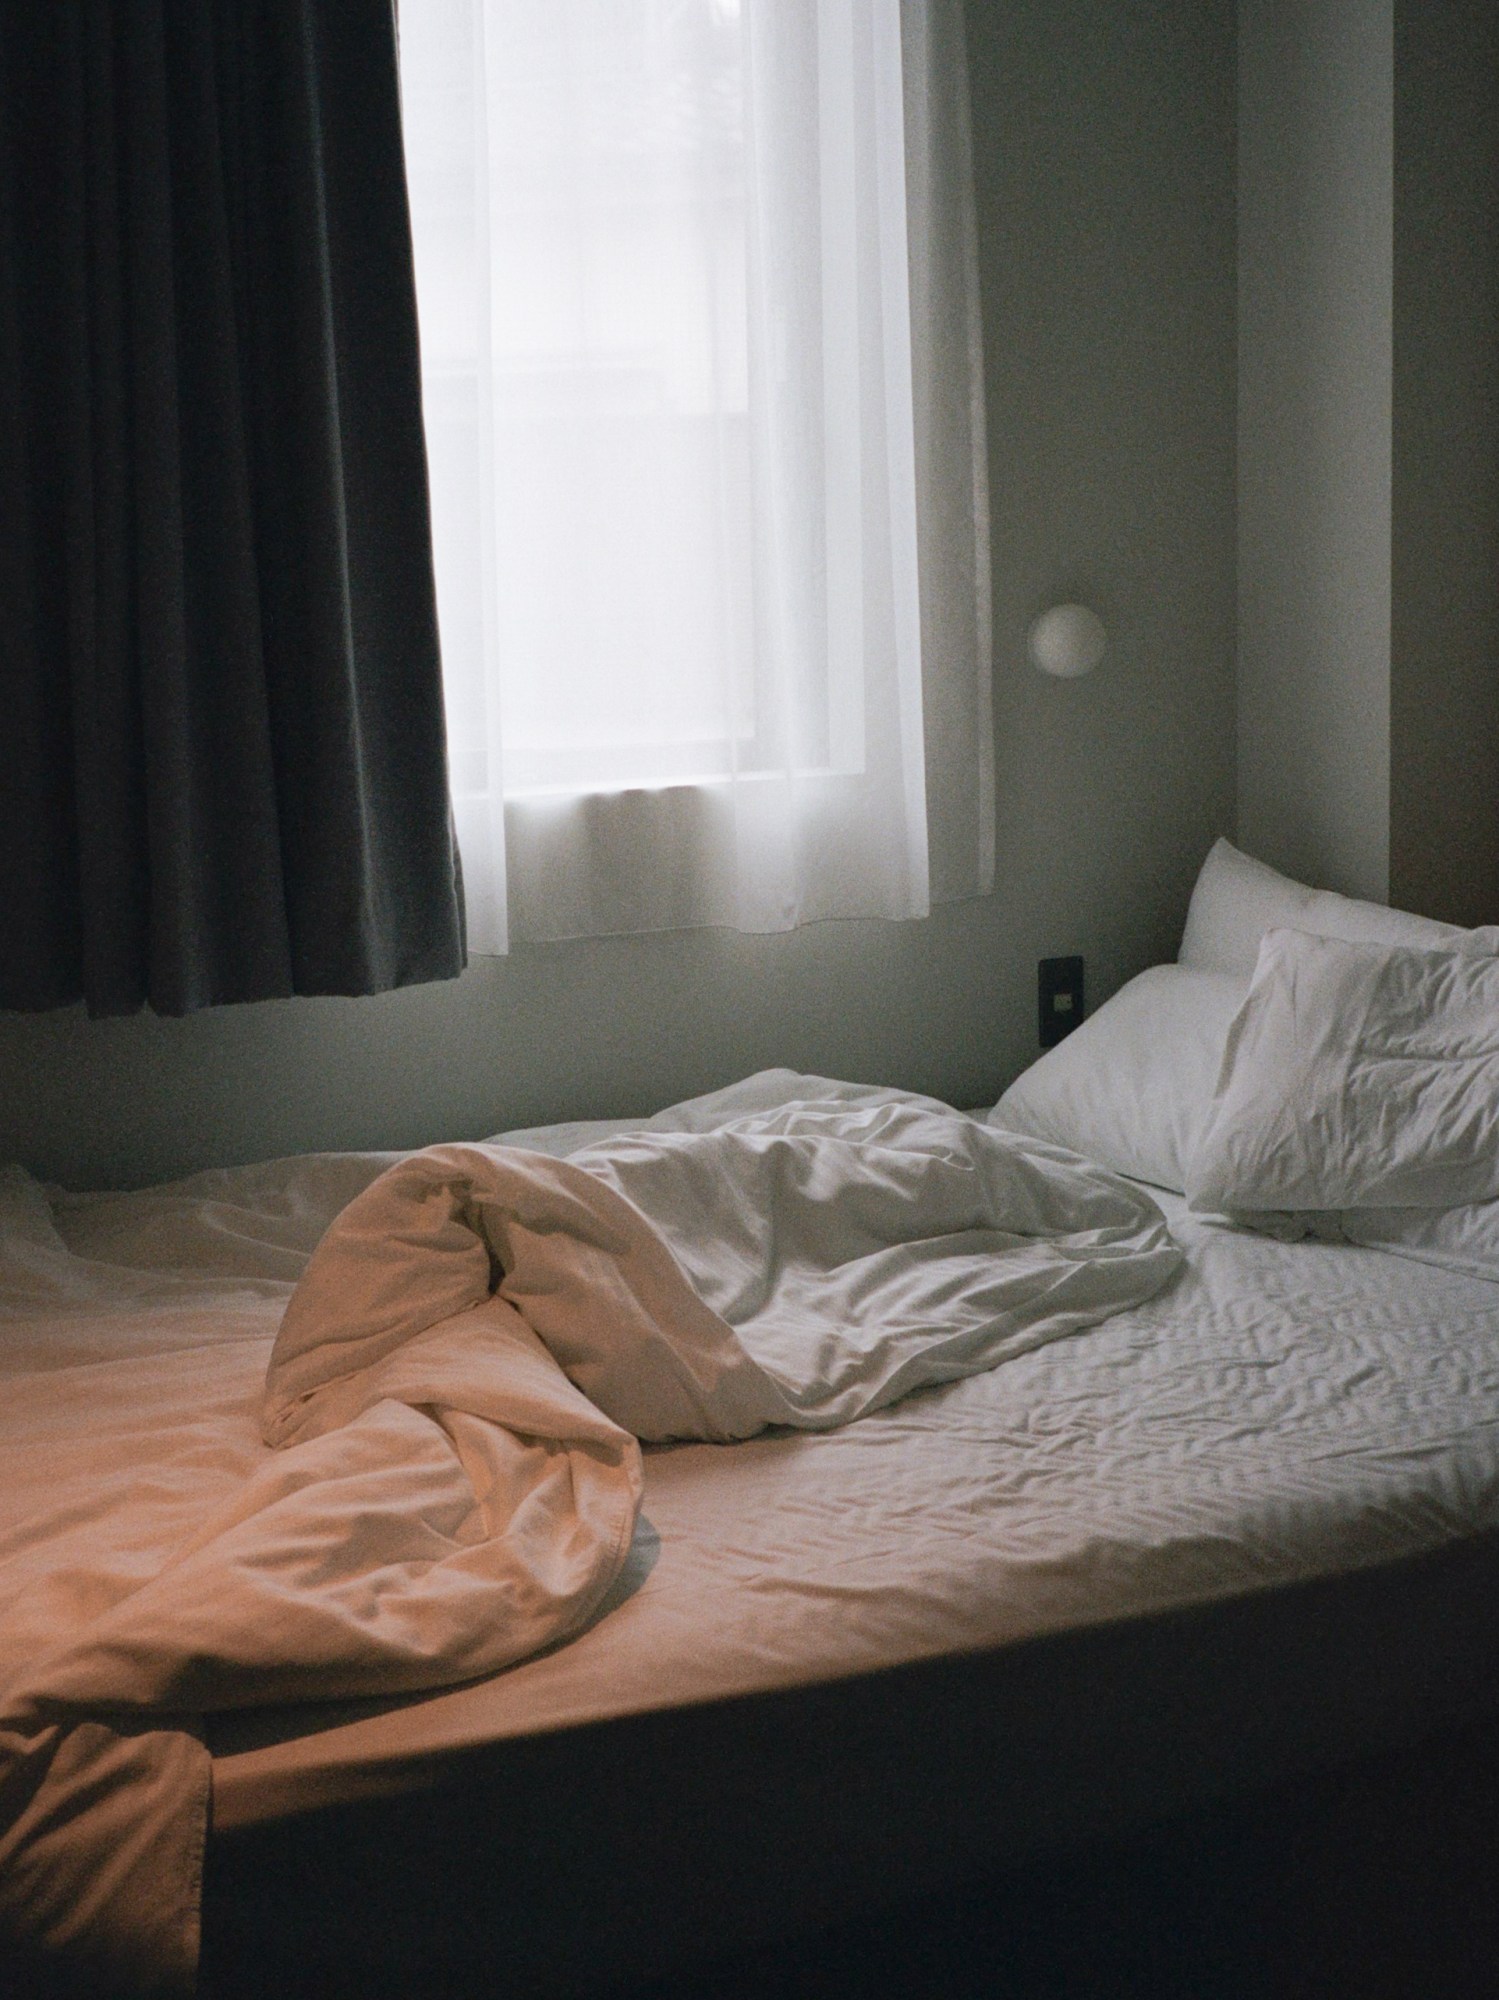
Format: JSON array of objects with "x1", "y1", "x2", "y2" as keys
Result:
[
  {"x1": 1174, "y1": 836, "x2": 1463, "y2": 975},
  {"x1": 991, "y1": 839, "x2": 1499, "y2": 1279},
  {"x1": 1184, "y1": 922, "x2": 1499, "y2": 1215}
]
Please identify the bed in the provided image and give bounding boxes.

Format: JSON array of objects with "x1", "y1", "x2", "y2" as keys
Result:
[{"x1": 4, "y1": 839, "x2": 1499, "y2": 1997}]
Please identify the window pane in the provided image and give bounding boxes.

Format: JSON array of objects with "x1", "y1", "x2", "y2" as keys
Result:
[{"x1": 405, "y1": 0, "x2": 758, "y2": 793}]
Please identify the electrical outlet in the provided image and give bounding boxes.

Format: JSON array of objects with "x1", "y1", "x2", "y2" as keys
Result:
[{"x1": 1038, "y1": 956, "x2": 1085, "y2": 1048}]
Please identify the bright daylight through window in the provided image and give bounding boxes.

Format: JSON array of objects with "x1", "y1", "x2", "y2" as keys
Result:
[{"x1": 399, "y1": 0, "x2": 992, "y2": 953}]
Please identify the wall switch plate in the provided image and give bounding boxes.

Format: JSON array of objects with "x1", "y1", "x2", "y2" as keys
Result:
[{"x1": 1038, "y1": 956, "x2": 1085, "y2": 1048}]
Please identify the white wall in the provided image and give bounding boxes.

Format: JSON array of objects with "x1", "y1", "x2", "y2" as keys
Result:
[{"x1": 0, "y1": 0, "x2": 1239, "y2": 1189}]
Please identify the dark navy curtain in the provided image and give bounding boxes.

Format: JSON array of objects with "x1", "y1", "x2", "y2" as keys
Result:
[{"x1": 0, "y1": 1, "x2": 465, "y2": 1016}]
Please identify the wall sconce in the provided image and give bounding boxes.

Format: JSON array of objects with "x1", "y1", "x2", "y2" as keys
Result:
[{"x1": 1028, "y1": 603, "x2": 1106, "y2": 678}]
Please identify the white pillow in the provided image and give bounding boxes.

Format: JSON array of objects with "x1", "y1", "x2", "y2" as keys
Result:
[
  {"x1": 1178, "y1": 838, "x2": 1463, "y2": 978},
  {"x1": 990, "y1": 965, "x2": 1248, "y2": 1193},
  {"x1": 1186, "y1": 928, "x2": 1499, "y2": 1214},
  {"x1": 1338, "y1": 1199, "x2": 1499, "y2": 1284}
]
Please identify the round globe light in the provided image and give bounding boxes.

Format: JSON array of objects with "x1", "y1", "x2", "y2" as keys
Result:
[{"x1": 1028, "y1": 603, "x2": 1106, "y2": 679}]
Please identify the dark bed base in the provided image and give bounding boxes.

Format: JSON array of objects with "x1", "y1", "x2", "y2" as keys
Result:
[
  {"x1": 201, "y1": 1528, "x2": 1499, "y2": 2000},
  {"x1": 618, "y1": 1713, "x2": 1499, "y2": 2000}
]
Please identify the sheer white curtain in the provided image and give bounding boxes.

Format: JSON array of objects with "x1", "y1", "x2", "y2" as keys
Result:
[{"x1": 400, "y1": 0, "x2": 990, "y2": 953}]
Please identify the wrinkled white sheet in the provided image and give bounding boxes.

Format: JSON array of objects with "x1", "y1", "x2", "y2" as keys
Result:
[{"x1": 0, "y1": 1079, "x2": 1177, "y2": 1993}]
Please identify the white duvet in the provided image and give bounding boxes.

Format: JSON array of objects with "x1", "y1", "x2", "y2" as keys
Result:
[{"x1": 0, "y1": 1081, "x2": 1178, "y2": 1993}]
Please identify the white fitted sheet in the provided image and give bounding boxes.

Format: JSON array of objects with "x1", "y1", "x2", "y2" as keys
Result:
[{"x1": 205, "y1": 1118, "x2": 1499, "y2": 1830}]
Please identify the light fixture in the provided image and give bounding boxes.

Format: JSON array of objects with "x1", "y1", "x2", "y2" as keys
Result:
[{"x1": 1028, "y1": 603, "x2": 1106, "y2": 679}]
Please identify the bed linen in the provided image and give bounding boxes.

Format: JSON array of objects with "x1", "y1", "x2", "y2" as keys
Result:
[
  {"x1": 210, "y1": 1173, "x2": 1499, "y2": 1826},
  {"x1": 210, "y1": 1117, "x2": 1499, "y2": 1987},
  {"x1": 1177, "y1": 834, "x2": 1468, "y2": 975},
  {"x1": 0, "y1": 1081, "x2": 1178, "y2": 1994},
  {"x1": 1188, "y1": 927, "x2": 1499, "y2": 1215}
]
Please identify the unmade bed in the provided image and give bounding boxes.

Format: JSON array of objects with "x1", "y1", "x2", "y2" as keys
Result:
[
  {"x1": 4, "y1": 839, "x2": 1499, "y2": 1996},
  {"x1": 201, "y1": 1167, "x2": 1499, "y2": 1997}
]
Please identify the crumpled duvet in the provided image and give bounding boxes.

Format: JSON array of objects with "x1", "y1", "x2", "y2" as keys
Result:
[{"x1": 0, "y1": 1086, "x2": 1179, "y2": 1993}]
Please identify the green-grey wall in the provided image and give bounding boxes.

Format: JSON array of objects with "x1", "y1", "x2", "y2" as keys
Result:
[
  {"x1": 0, "y1": 0, "x2": 1239, "y2": 1189},
  {"x1": 1238, "y1": 0, "x2": 1499, "y2": 922},
  {"x1": 1389, "y1": 0, "x2": 1499, "y2": 926},
  {"x1": 1236, "y1": 0, "x2": 1393, "y2": 901}
]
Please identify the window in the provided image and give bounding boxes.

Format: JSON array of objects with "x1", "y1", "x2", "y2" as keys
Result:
[{"x1": 400, "y1": 0, "x2": 991, "y2": 951}]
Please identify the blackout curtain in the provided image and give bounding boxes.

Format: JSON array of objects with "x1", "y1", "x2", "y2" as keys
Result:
[{"x1": 0, "y1": 1, "x2": 464, "y2": 1017}]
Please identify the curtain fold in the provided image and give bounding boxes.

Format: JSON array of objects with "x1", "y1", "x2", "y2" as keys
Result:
[
  {"x1": 401, "y1": 0, "x2": 992, "y2": 956},
  {"x1": 0, "y1": 1, "x2": 464, "y2": 1017}
]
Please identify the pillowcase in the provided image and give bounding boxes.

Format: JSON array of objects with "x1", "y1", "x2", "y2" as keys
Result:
[
  {"x1": 990, "y1": 965, "x2": 1248, "y2": 1192},
  {"x1": 1178, "y1": 837, "x2": 1464, "y2": 978},
  {"x1": 1337, "y1": 1198, "x2": 1499, "y2": 1285},
  {"x1": 1186, "y1": 928, "x2": 1499, "y2": 1214}
]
